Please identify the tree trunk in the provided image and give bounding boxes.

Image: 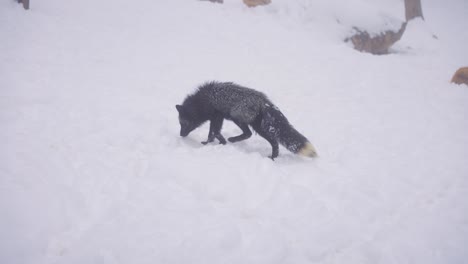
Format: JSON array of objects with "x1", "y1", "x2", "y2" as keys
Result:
[
  {"x1": 405, "y1": 0, "x2": 423, "y2": 21},
  {"x1": 18, "y1": 0, "x2": 29, "y2": 10},
  {"x1": 200, "y1": 0, "x2": 223, "y2": 3}
]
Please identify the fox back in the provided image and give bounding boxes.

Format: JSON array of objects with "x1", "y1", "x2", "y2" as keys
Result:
[{"x1": 177, "y1": 82, "x2": 273, "y2": 126}]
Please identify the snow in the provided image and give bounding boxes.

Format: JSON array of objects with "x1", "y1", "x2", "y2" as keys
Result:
[{"x1": 1, "y1": 0, "x2": 468, "y2": 263}]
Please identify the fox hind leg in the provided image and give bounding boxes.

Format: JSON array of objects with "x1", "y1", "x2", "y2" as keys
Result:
[
  {"x1": 259, "y1": 131, "x2": 279, "y2": 159},
  {"x1": 251, "y1": 120, "x2": 279, "y2": 159},
  {"x1": 228, "y1": 121, "x2": 252, "y2": 143}
]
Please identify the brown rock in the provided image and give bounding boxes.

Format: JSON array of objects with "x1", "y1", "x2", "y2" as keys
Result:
[
  {"x1": 243, "y1": 0, "x2": 271, "y2": 8},
  {"x1": 346, "y1": 22, "x2": 407, "y2": 55},
  {"x1": 451, "y1": 67, "x2": 468, "y2": 85}
]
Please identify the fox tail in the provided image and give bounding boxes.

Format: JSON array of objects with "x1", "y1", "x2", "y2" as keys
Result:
[{"x1": 262, "y1": 106, "x2": 317, "y2": 158}]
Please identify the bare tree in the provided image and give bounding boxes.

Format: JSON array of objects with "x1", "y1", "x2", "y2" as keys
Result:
[{"x1": 405, "y1": 0, "x2": 424, "y2": 21}]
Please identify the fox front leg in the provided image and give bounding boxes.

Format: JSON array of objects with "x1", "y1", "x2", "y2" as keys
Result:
[
  {"x1": 201, "y1": 132, "x2": 226, "y2": 145},
  {"x1": 201, "y1": 115, "x2": 226, "y2": 145},
  {"x1": 201, "y1": 133, "x2": 215, "y2": 145}
]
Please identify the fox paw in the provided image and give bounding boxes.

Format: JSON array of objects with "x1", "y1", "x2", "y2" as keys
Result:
[
  {"x1": 215, "y1": 135, "x2": 227, "y2": 145},
  {"x1": 202, "y1": 139, "x2": 226, "y2": 145}
]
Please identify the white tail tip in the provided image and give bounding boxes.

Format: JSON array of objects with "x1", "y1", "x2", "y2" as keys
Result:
[{"x1": 298, "y1": 142, "x2": 318, "y2": 158}]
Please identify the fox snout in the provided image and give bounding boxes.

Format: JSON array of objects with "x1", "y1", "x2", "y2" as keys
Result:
[
  {"x1": 180, "y1": 126, "x2": 192, "y2": 137},
  {"x1": 180, "y1": 131, "x2": 189, "y2": 137}
]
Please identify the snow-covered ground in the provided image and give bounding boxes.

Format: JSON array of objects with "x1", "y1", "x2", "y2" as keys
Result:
[{"x1": 1, "y1": 0, "x2": 468, "y2": 263}]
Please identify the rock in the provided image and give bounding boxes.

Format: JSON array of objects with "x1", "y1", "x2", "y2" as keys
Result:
[
  {"x1": 451, "y1": 67, "x2": 468, "y2": 85},
  {"x1": 346, "y1": 22, "x2": 407, "y2": 55},
  {"x1": 243, "y1": 0, "x2": 271, "y2": 8}
]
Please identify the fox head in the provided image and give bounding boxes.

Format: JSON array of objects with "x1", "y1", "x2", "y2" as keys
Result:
[{"x1": 175, "y1": 104, "x2": 203, "y2": 137}]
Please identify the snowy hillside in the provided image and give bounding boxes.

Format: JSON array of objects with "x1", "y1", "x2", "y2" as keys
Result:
[{"x1": 1, "y1": 0, "x2": 468, "y2": 263}]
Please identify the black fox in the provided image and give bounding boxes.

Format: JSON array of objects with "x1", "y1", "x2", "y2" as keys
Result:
[{"x1": 176, "y1": 81, "x2": 317, "y2": 159}]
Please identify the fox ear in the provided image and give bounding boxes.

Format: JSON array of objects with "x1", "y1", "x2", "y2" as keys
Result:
[{"x1": 175, "y1": 105, "x2": 184, "y2": 113}]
